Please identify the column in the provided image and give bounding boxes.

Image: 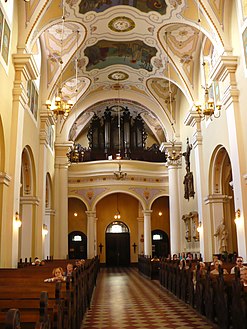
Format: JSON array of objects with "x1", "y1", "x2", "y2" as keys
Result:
[
  {"x1": 54, "y1": 141, "x2": 73, "y2": 259},
  {"x1": 20, "y1": 196, "x2": 39, "y2": 259},
  {"x1": 137, "y1": 216, "x2": 144, "y2": 255},
  {"x1": 184, "y1": 113, "x2": 212, "y2": 261},
  {"x1": 211, "y1": 56, "x2": 247, "y2": 259},
  {"x1": 36, "y1": 110, "x2": 55, "y2": 259},
  {"x1": 143, "y1": 210, "x2": 152, "y2": 257},
  {"x1": 2, "y1": 54, "x2": 38, "y2": 267},
  {"x1": 160, "y1": 141, "x2": 182, "y2": 257},
  {"x1": 0, "y1": 172, "x2": 11, "y2": 267},
  {"x1": 86, "y1": 211, "x2": 96, "y2": 259}
]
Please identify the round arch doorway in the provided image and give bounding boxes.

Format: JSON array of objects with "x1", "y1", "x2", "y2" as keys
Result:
[
  {"x1": 106, "y1": 221, "x2": 130, "y2": 267},
  {"x1": 68, "y1": 231, "x2": 87, "y2": 259},
  {"x1": 152, "y1": 229, "x2": 170, "y2": 258}
]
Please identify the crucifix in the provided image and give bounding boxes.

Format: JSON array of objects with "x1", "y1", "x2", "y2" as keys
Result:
[
  {"x1": 98, "y1": 243, "x2": 103, "y2": 254},
  {"x1": 132, "y1": 243, "x2": 137, "y2": 253}
]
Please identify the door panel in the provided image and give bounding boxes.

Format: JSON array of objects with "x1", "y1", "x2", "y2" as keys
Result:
[
  {"x1": 106, "y1": 233, "x2": 130, "y2": 266},
  {"x1": 68, "y1": 231, "x2": 87, "y2": 259}
]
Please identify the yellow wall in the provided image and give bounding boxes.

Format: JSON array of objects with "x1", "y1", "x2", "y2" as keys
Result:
[
  {"x1": 151, "y1": 196, "x2": 170, "y2": 236},
  {"x1": 68, "y1": 198, "x2": 87, "y2": 234}
]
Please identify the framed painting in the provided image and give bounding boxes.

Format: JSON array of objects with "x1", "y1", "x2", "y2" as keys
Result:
[
  {"x1": 241, "y1": 0, "x2": 247, "y2": 19},
  {"x1": 0, "y1": 7, "x2": 3, "y2": 51},
  {"x1": 2, "y1": 19, "x2": 10, "y2": 64},
  {"x1": 243, "y1": 26, "x2": 247, "y2": 68}
]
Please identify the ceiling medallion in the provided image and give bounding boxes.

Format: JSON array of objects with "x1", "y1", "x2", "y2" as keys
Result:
[
  {"x1": 108, "y1": 16, "x2": 135, "y2": 32},
  {"x1": 109, "y1": 71, "x2": 129, "y2": 81}
]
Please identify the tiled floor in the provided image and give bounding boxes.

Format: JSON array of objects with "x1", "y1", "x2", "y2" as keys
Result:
[{"x1": 82, "y1": 267, "x2": 219, "y2": 329}]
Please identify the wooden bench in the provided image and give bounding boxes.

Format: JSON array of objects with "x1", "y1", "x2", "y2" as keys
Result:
[{"x1": 0, "y1": 256, "x2": 99, "y2": 329}]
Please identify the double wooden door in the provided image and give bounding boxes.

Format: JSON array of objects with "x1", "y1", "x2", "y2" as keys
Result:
[{"x1": 106, "y1": 233, "x2": 130, "y2": 267}]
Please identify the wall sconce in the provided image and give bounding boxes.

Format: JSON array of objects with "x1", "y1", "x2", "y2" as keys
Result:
[
  {"x1": 234, "y1": 209, "x2": 241, "y2": 225},
  {"x1": 158, "y1": 211, "x2": 162, "y2": 216},
  {"x1": 15, "y1": 212, "x2": 22, "y2": 228},
  {"x1": 197, "y1": 221, "x2": 202, "y2": 233},
  {"x1": 42, "y1": 224, "x2": 48, "y2": 236}
]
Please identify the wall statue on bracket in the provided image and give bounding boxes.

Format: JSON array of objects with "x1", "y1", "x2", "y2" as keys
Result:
[{"x1": 183, "y1": 138, "x2": 195, "y2": 200}]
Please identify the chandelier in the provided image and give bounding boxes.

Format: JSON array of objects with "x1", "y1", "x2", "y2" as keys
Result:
[
  {"x1": 113, "y1": 76, "x2": 127, "y2": 180},
  {"x1": 45, "y1": 87, "x2": 73, "y2": 119},
  {"x1": 164, "y1": 32, "x2": 182, "y2": 165},
  {"x1": 114, "y1": 193, "x2": 121, "y2": 220},
  {"x1": 195, "y1": 84, "x2": 222, "y2": 119},
  {"x1": 195, "y1": 6, "x2": 222, "y2": 120},
  {"x1": 45, "y1": 1, "x2": 74, "y2": 120}
]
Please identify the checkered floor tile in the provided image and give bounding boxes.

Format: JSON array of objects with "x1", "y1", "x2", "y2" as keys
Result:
[{"x1": 82, "y1": 267, "x2": 219, "y2": 329}]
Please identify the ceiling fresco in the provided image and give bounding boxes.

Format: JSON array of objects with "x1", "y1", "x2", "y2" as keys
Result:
[
  {"x1": 19, "y1": 0, "x2": 231, "y2": 143},
  {"x1": 78, "y1": 0, "x2": 168, "y2": 14},
  {"x1": 84, "y1": 40, "x2": 157, "y2": 72}
]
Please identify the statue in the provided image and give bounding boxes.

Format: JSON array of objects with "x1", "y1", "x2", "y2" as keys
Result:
[
  {"x1": 214, "y1": 219, "x2": 228, "y2": 253},
  {"x1": 183, "y1": 138, "x2": 195, "y2": 200}
]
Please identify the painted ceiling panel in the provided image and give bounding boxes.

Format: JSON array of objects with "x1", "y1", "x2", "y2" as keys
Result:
[
  {"x1": 78, "y1": 0, "x2": 168, "y2": 14},
  {"x1": 84, "y1": 40, "x2": 157, "y2": 72}
]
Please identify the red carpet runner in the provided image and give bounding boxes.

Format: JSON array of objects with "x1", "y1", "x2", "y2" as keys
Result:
[{"x1": 82, "y1": 267, "x2": 218, "y2": 329}]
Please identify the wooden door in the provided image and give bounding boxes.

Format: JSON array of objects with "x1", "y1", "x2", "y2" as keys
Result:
[
  {"x1": 106, "y1": 233, "x2": 130, "y2": 267},
  {"x1": 68, "y1": 231, "x2": 87, "y2": 259}
]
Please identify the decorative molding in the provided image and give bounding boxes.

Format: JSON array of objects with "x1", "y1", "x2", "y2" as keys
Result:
[
  {"x1": 204, "y1": 194, "x2": 232, "y2": 204},
  {"x1": 20, "y1": 195, "x2": 40, "y2": 205},
  {"x1": 0, "y1": 172, "x2": 11, "y2": 186}
]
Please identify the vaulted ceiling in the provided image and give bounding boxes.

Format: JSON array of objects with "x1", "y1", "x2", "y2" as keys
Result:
[{"x1": 20, "y1": 0, "x2": 231, "y2": 143}]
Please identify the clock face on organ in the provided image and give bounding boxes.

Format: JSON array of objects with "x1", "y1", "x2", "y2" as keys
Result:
[{"x1": 108, "y1": 17, "x2": 135, "y2": 32}]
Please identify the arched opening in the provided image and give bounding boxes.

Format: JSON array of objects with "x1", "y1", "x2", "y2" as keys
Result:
[
  {"x1": 19, "y1": 146, "x2": 36, "y2": 260},
  {"x1": 105, "y1": 221, "x2": 130, "y2": 267},
  {"x1": 68, "y1": 231, "x2": 87, "y2": 259},
  {"x1": 210, "y1": 146, "x2": 237, "y2": 257},
  {"x1": 68, "y1": 198, "x2": 87, "y2": 258},
  {"x1": 152, "y1": 229, "x2": 169, "y2": 258}
]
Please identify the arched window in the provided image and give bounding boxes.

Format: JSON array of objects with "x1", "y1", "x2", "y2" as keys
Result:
[{"x1": 106, "y1": 221, "x2": 129, "y2": 233}]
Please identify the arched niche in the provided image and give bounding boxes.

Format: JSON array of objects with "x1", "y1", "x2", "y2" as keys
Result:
[{"x1": 209, "y1": 146, "x2": 237, "y2": 255}]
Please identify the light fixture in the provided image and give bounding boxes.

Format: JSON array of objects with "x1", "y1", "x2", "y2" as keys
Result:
[
  {"x1": 45, "y1": 1, "x2": 73, "y2": 120},
  {"x1": 195, "y1": 82, "x2": 222, "y2": 119},
  {"x1": 195, "y1": 4, "x2": 221, "y2": 120},
  {"x1": 197, "y1": 221, "x2": 202, "y2": 233},
  {"x1": 234, "y1": 209, "x2": 241, "y2": 225},
  {"x1": 113, "y1": 77, "x2": 127, "y2": 180},
  {"x1": 165, "y1": 139, "x2": 182, "y2": 164},
  {"x1": 74, "y1": 212, "x2": 78, "y2": 217},
  {"x1": 158, "y1": 211, "x2": 162, "y2": 216},
  {"x1": 164, "y1": 32, "x2": 182, "y2": 165},
  {"x1": 15, "y1": 212, "x2": 22, "y2": 228},
  {"x1": 114, "y1": 162, "x2": 127, "y2": 180},
  {"x1": 42, "y1": 224, "x2": 48, "y2": 236},
  {"x1": 114, "y1": 193, "x2": 121, "y2": 220}
]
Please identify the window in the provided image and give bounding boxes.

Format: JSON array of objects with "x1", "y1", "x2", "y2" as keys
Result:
[{"x1": 106, "y1": 221, "x2": 129, "y2": 233}]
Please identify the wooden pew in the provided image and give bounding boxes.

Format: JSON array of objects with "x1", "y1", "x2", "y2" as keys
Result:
[{"x1": 0, "y1": 256, "x2": 99, "y2": 329}]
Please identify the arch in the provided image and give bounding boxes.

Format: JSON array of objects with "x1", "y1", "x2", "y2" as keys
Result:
[
  {"x1": 209, "y1": 145, "x2": 236, "y2": 255},
  {"x1": 106, "y1": 221, "x2": 129, "y2": 233},
  {"x1": 152, "y1": 229, "x2": 170, "y2": 258},
  {"x1": 92, "y1": 189, "x2": 146, "y2": 211},
  {"x1": 68, "y1": 197, "x2": 87, "y2": 236},
  {"x1": 0, "y1": 116, "x2": 5, "y2": 171},
  {"x1": 19, "y1": 146, "x2": 37, "y2": 260},
  {"x1": 68, "y1": 231, "x2": 87, "y2": 259},
  {"x1": 21, "y1": 146, "x2": 36, "y2": 196},
  {"x1": 45, "y1": 173, "x2": 53, "y2": 209},
  {"x1": 43, "y1": 173, "x2": 53, "y2": 260},
  {"x1": 105, "y1": 219, "x2": 130, "y2": 267},
  {"x1": 209, "y1": 145, "x2": 232, "y2": 195}
]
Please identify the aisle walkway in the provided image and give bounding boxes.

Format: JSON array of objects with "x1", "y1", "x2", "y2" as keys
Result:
[{"x1": 82, "y1": 267, "x2": 219, "y2": 329}]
